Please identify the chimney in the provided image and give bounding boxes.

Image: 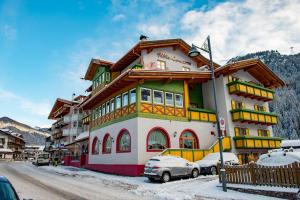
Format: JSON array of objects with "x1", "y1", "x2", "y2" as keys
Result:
[
  {"x1": 72, "y1": 93, "x2": 76, "y2": 101},
  {"x1": 140, "y1": 35, "x2": 148, "y2": 41}
]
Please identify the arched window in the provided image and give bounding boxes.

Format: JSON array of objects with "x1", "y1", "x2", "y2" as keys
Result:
[
  {"x1": 117, "y1": 129, "x2": 131, "y2": 153},
  {"x1": 147, "y1": 128, "x2": 170, "y2": 151},
  {"x1": 92, "y1": 137, "x2": 100, "y2": 154},
  {"x1": 179, "y1": 130, "x2": 199, "y2": 149},
  {"x1": 102, "y1": 134, "x2": 112, "y2": 154}
]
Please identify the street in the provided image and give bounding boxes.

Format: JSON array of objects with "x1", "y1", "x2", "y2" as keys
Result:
[{"x1": 0, "y1": 161, "x2": 146, "y2": 200}]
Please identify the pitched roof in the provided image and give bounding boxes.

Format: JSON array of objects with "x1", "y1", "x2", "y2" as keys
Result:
[
  {"x1": 216, "y1": 59, "x2": 285, "y2": 88},
  {"x1": 110, "y1": 38, "x2": 220, "y2": 72},
  {"x1": 84, "y1": 58, "x2": 114, "y2": 80},
  {"x1": 48, "y1": 98, "x2": 77, "y2": 119}
]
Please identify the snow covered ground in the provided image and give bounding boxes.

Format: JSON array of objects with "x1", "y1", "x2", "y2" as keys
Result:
[{"x1": 39, "y1": 164, "x2": 284, "y2": 200}]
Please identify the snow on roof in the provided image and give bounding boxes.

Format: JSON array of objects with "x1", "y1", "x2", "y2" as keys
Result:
[
  {"x1": 0, "y1": 148, "x2": 13, "y2": 153},
  {"x1": 75, "y1": 131, "x2": 89, "y2": 141},
  {"x1": 281, "y1": 140, "x2": 300, "y2": 148}
]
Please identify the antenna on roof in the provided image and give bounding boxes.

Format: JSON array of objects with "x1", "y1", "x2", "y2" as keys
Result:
[
  {"x1": 72, "y1": 93, "x2": 76, "y2": 100},
  {"x1": 140, "y1": 35, "x2": 148, "y2": 41}
]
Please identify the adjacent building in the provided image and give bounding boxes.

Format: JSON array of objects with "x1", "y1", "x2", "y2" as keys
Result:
[
  {"x1": 49, "y1": 38, "x2": 284, "y2": 176},
  {"x1": 0, "y1": 129, "x2": 25, "y2": 160}
]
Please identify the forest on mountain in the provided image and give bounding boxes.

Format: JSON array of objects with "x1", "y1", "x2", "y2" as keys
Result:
[{"x1": 229, "y1": 51, "x2": 300, "y2": 139}]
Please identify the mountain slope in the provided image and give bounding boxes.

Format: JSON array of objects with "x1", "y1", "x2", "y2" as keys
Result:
[
  {"x1": 229, "y1": 51, "x2": 300, "y2": 139},
  {"x1": 0, "y1": 117, "x2": 50, "y2": 145}
]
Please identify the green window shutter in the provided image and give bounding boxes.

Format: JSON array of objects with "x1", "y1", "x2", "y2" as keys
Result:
[
  {"x1": 242, "y1": 102, "x2": 245, "y2": 109},
  {"x1": 234, "y1": 127, "x2": 239, "y2": 136},
  {"x1": 267, "y1": 130, "x2": 270, "y2": 137},
  {"x1": 258, "y1": 129, "x2": 262, "y2": 136},
  {"x1": 231, "y1": 100, "x2": 236, "y2": 109},
  {"x1": 263, "y1": 106, "x2": 266, "y2": 112},
  {"x1": 245, "y1": 128, "x2": 249, "y2": 136}
]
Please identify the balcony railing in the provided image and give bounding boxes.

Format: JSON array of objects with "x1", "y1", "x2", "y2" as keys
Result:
[
  {"x1": 188, "y1": 108, "x2": 216, "y2": 123},
  {"x1": 233, "y1": 135, "x2": 282, "y2": 149},
  {"x1": 231, "y1": 108, "x2": 278, "y2": 125},
  {"x1": 227, "y1": 80, "x2": 275, "y2": 102}
]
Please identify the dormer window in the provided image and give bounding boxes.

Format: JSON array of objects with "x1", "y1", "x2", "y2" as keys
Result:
[{"x1": 157, "y1": 60, "x2": 166, "y2": 70}]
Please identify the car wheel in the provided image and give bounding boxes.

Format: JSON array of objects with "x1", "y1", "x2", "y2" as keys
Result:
[
  {"x1": 191, "y1": 168, "x2": 199, "y2": 178},
  {"x1": 296, "y1": 191, "x2": 300, "y2": 200},
  {"x1": 161, "y1": 172, "x2": 171, "y2": 183},
  {"x1": 148, "y1": 178, "x2": 155, "y2": 182},
  {"x1": 211, "y1": 166, "x2": 217, "y2": 175}
]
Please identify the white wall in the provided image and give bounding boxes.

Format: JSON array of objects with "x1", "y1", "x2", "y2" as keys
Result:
[{"x1": 141, "y1": 47, "x2": 200, "y2": 72}]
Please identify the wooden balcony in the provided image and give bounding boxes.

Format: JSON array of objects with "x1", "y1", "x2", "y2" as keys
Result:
[
  {"x1": 231, "y1": 108, "x2": 278, "y2": 125},
  {"x1": 227, "y1": 80, "x2": 274, "y2": 102},
  {"x1": 188, "y1": 108, "x2": 216, "y2": 123},
  {"x1": 233, "y1": 135, "x2": 282, "y2": 149}
]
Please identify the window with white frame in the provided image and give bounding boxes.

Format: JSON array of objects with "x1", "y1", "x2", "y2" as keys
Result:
[
  {"x1": 122, "y1": 92, "x2": 128, "y2": 107},
  {"x1": 175, "y1": 94, "x2": 183, "y2": 107},
  {"x1": 106, "y1": 101, "x2": 110, "y2": 114},
  {"x1": 153, "y1": 90, "x2": 164, "y2": 105},
  {"x1": 116, "y1": 95, "x2": 121, "y2": 109},
  {"x1": 110, "y1": 98, "x2": 114, "y2": 112},
  {"x1": 165, "y1": 92, "x2": 174, "y2": 106},
  {"x1": 141, "y1": 88, "x2": 152, "y2": 103},
  {"x1": 98, "y1": 107, "x2": 102, "y2": 117},
  {"x1": 182, "y1": 66, "x2": 191, "y2": 71},
  {"x1": 130, "y1": 89, "x2": 136, "y2": 104},
  {"x1": 102, "y1": 104, "x2": 105, "y2": 115},
  {"x1": 157, "y1": 60, "x2": 166, "y2": 70}
]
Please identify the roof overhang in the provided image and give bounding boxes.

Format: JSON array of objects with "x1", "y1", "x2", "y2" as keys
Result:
[
  {"x1": 82, "y1": 69, "x2": 211, "y2": 109},
  {"x1": 110, "y1": 39, "x2": 220, "y2": 72},
  {"x1": 216, "y1": 59, "x2": 285, "y2": 88},
  {"x1": 48, "y1": 98, "x2": 77, "y2": 120},
  {"x1": 84, "y1": 59, "x2": 114, "y2": 80}
]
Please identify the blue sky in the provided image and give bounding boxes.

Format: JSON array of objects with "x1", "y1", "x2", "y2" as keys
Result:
[{"x1": 0, "y1": 0, "x2": 299, "y2": 127}]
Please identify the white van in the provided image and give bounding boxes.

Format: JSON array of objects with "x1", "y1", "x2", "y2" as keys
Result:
[{"x1": 32, "y1": 152, "x2": 50, "y2": 166}]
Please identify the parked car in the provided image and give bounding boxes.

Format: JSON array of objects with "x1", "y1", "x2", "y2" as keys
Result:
[
  {"x1": 144, "y1": 155, "x2": 200, "y2": 183},
  {"x1": 32, "y1": 152, "x2": 50, "y2": 166},
  {"x1": 257, "y1": 149, "x2": 300, "y2": 166},
  {"x1": 196, "y1": 152, "x2": 240, "y2": 175},
  {"x1": 0, "y1": 176, "x2": 19, "y2": 200}
]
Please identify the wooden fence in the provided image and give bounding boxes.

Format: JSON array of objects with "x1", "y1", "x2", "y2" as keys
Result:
[{"x1": 220, "y1": 162, "x2": 300, "y2": 188}]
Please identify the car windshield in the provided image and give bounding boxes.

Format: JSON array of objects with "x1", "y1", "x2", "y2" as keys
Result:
[
  {"x1": 39, "y1": 154, "x2": 49, "y2": 159},
  {"x1": 203, "y1": 153, "x2": 219, "y2": 161},
  {"x1": 0, "y1": 182, "x2": 18, "y2": 200}
]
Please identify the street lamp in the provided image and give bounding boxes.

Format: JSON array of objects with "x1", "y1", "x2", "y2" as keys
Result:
[{"x1": 188, "y1": 36, "x2": 227, "y2": 192}]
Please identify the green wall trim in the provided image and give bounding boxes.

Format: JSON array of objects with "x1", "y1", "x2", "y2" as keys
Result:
[
  {"x1": 230, "y1": 108, "x2": 278, "y2": 117},
  {"x1": 189, "y1": 84, "x2": 204, "y2": 108},
  {"x1": 188, "y1": 107, "x2": 216, "y2": 114},
  {"x1": 141, "y1": 80, "x2": 184, "y2": 94},
  {"x1": 137, "y1": 112, "x2": 188, "y2": 122},
  {"x1": 227, "y1": 80, "x2": 275, "y2": 93},
  {"x1": 233, "y1": 136, "x2": 282, "y2": 141}
]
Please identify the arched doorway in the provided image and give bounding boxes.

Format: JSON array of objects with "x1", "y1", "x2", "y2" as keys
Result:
[{"x1": 179, "y1": 130, "x2": 199, "y2": 149}]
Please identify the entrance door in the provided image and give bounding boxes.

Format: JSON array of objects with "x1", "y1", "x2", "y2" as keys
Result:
[{"x1": 180, "y1": 131, "x2": 198, "y2": 149}]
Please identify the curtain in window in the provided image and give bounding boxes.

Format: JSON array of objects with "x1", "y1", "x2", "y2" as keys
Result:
[
  {"x1": 148, "y1": 129, "x2": 168, "y2": 150},
  {"x1": 119, "y1": 131, "x2": 130, "y2": 152},
  {"x1": 104, "y1": 135, "x2": 112, "y2": 153}
]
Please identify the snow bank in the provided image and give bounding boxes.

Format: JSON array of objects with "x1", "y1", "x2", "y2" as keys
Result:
[{"x1": 39, "y1": 165, "x2": 284, "y2": 200}]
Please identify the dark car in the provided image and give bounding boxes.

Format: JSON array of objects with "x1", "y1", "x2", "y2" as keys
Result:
[{"x1": 0, "y1": 176, "x2": 19, "y2": 200}]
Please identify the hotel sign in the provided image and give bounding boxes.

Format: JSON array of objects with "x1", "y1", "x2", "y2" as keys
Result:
[{"x1": 157, "y1": 52, "x2": 191, "y2": 65}]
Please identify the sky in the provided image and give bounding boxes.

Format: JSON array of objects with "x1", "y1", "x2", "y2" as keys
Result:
[{"x1": 0, "y1": 0, "x2": 299, "y2": 128}]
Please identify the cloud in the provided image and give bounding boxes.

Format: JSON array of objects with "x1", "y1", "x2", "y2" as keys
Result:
[
  {"x1": 180, "y1": 0, "x2": 300, "y2": 63},
  {"x1": 1, "y1": 24, "x2": 17, "y2": 40},
  {"x1": 138, "y1": 24, "x2": 171, "y2": 38},
  {"x1": 113, "y1": 14, "x2": 126, "y2": 21},
  {"x1": 0, "y1": 88, "x2": 51, "y2": 117}
]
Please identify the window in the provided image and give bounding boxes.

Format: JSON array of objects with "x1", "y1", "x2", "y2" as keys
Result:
[
  {"x1": 102, "y1": 104, "x2": 106, "y2": 115},
  {"x1": 258, "y1": 129, "x2": 270, "y2": 137},
  {"x1": 110, "y1": 98, "x2": 115, "y2": 112},
  {"x1": 117, "y1": 129, "x2": 131, "y2": 152},
  {"x1": 165, "y1": 92, "x2": 174, "y2": 106},
  {"x1": 175, "y1": 94, "x2": 183, "y2": 107},
  {"x1": 254, "y1": 105, "x2": 266, "y2": 112},
  {"x1": 153, "y1": 90, "x2": 164, "y2": 105},
  {"x1": 141, "y1": 88, "x2": 152, "y2": 103},
  {"x1": 122, "y1": 92, "x2": 129, "y2": 107},
  {"x1": 101, "y1": 73, "x2": 105, "y2": 83},
  {"x1": 73, "y1": 121, "x2": 77, "y2": 128},
  {"x1": 106, "y1": 101, "x2": 110, "y2": 114},
  {"x1": 157, "y1": 60, "x2": 166, "y2": 70},
  {"x1": 106, "y1": 72, "x2": 111, "y2": 82},
  {"x1": 102, "y1": 134, "x2": 112, "y2": 154},
  {"x1": 231, "y1": 100, "x2": 245, "y2": 109},
  {"x1": 98, "y1": 106, "x2": 102, "y2": 117},
  {"x1": 92, "y1": 137, "x2": 100, "y2": 154},
  {"x1": 182, "y1": 66, "x2": 191, "y2": 71},
  {"x1": 130, "y1": 89, "x2": 136, "y2": 104},
  {"x1": 234, "y1": 127, "x2": 249, "y2": 136},
  {"x1": 116, "y1": 95, "x2": 121, "y2": 109},
  {"x1": 147, "y1": 128, "x2": 169, "y2": 151}
]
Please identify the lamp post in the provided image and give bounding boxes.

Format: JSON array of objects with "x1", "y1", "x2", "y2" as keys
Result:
[{"x1": 188, "y1": 36, "x2": 227, "y2": 192}]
